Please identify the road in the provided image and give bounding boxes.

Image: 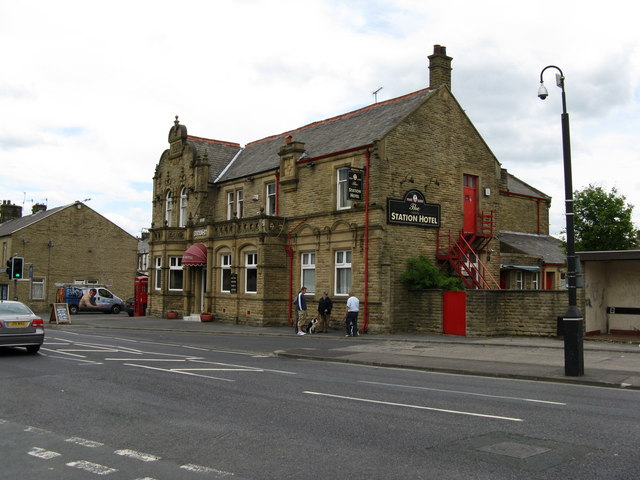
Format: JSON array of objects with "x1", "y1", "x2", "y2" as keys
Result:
[{"x1": 2, "y1": 326, "x2": 639, "y2": 479}]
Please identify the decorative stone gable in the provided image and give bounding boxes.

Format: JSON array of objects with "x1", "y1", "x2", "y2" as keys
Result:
[{"x1": 168, "y1": 115, "x2": 188, "y2": 159}]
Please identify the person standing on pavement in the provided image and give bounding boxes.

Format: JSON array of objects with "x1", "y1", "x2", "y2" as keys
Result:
[
  {"x1": 317, "y1": 291, "x2": 333, "y2": 333},
  {"x1": 295, "y1": 286, "x2": 309, "y2": 335},
  {"x1": 345, "y1": 291, "x2": 359, "y2": 337}
]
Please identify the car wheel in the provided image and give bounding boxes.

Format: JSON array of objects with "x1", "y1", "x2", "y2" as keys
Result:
[
  {"x1": 26, "y1": 345, "x2": 40, "y2": 354},
  {"x1": 69, "y1": 305, "x2": 79, "y2": 315},
  {"x1": 111, "y1": 305, "x2": 121, "y2": 314}
]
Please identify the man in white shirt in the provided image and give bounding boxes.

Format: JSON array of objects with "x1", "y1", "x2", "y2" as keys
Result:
[{"x1": 345, "y1": 291, "x2": 359, "y2": 337}]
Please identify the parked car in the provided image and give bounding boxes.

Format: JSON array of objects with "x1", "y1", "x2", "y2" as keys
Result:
[{"x1": 0, "y1": 300, "x2": 45, "y2": 354}]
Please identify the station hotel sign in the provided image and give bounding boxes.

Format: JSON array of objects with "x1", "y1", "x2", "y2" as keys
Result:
[{"x1": 387, "y1": 189, "x2": 440, "y2": 227}]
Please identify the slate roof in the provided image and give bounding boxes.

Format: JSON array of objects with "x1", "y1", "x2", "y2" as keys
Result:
[
  {"x1": 505, "y1": 173, "x2": 549, "y2": 199},
  {"x1": 0, "y1": 204, "x2": 69, "y2": 237},
  {"x1": 185, "y1": 136, "x2": 242, "y2": 184},
  {"x1": 216, "y1": 88, "x2": 433, "y2": 183},
  {"x1": 499, "y1": 231, "x2": 566, "y2": 264}
]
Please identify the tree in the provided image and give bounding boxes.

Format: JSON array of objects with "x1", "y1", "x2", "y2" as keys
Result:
[
  {"x1": 573, "y1": 184, "x2": 639, "y2": 251},
  {"x1": 400, "y1": 256, "x2": 464, "y2": 291}
]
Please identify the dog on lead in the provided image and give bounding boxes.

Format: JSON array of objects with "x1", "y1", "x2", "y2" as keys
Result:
[{"x1": 307, "y1": 317, "x2": 319, "y2": 334}]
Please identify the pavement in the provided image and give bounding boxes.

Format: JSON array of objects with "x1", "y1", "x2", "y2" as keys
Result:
[{"x1": 47, "y1": 313, "x2": 640, "y2": 390}]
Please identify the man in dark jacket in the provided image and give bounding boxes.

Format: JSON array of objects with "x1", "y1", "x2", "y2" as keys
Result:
[{"x1": 317, "y1": 291, "x2": 333, "y2": 333}]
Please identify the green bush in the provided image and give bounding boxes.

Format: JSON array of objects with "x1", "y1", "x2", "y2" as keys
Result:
[{"x1": 400, "y1": 256, "x2": 464, "y2": 291}]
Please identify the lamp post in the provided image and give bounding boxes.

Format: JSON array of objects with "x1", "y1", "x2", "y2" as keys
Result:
[{"x1": 538, "y1": 65, "x2": 584, "y2": 376}]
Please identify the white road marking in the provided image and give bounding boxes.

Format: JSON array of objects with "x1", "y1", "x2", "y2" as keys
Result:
[
  {"x1": 28, "y1": 447, "x2": 61, "y2": 459},
  {"x1": 66, "y1": 460, "x2": 118, "y2": 475},
  {"x1": 39, "y1": 352, "x2": 103, "y2": 364},
  {"x1": 359, "y1": 380, "x2": 567, "y2": 405},
  {"x1": 124, "y1": 363, "x2": 235, "y2": 382},
  {"x1": 304, "y1": 391, "x2": 524, "y2": 422},
  {"x1": 104, "y1": 358, "x2": 187, "y2": 362},
  {"x1": 66, "y1": 436, "x2": 104, "y2": 447},
  {"x1": 24, "y1": 426, "x2": 51, "y2": 434},
  {"x1": 114, "y1": 449, "x2": 161, "y2": 462},
  {"x1": 40, "y1": 348, "x2": 87, "y2": 358},
  {"x1": 180, "y1": 463, "x2": 234, "y2": 476}
]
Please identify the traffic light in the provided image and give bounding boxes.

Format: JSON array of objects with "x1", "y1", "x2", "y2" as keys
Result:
[{"x1": 10, "y1": 257, "x2": 24, "y2": 279}]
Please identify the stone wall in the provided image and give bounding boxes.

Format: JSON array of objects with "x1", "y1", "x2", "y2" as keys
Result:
[{"x1": 398, "y1": 289, "x2": 583, "y2": 337}]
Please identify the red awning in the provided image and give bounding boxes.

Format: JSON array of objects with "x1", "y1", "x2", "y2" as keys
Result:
[{"x1": 182, "y1": 243, "x2": 207, "y2": 266}]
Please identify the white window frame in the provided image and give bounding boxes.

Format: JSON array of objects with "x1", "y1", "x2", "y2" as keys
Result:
[
  {"x1": 236, "y1": 189, "x2": 244, "y2": 219},
  {"x1": 31, "y1": 278, "x2": 45, "y2": 300},
  {"x1": 301, "y1": 252, "x2": 316, "y2": 294},
  {"x1": 179, "y1": 186, "x2": 188, "y2": 227},
  {"x1": 337, "y1": 167, "x2": 351, "y2": 210},
  {"x1": 266, "y1": 182, "x2": 276, "y2": 215},
  {"x1": 154, "y1": 256, "x2": 162, "y2": 290},
  {"x1": 227, "y1": 191, "x2": 234, "y2": 220},
  {"x1": 245, "y1": 253, "x2": 257, "y2": 293},
  {"x1": 165, "y1": 191, "x2": 173, "y2": 226},
  {"x1": 335, "y1": 249, "x2": 352, "y2": 296},
  {"x1": 168, "y1": 256, "x2": 183, "y2": 291},
  {"x1": 515, "y1": 270, "x2": 523, "y2": 290},
  {"x1": 532, "y1": 272, "x2": 539, "y2": 290},
  {"x1": 221, "y1": 254, "x2": 232, "y2": 293}
]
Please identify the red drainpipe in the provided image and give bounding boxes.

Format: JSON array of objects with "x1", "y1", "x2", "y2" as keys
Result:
[
  {"x1": 362, "y1": 150, "x2": 371, "y2": 333},
  {"x1": 285, "y1": 218, "x2": 308, "y2": 326}
]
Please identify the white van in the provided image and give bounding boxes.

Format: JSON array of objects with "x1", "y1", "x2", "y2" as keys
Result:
[{"x1": 63, "y1": 286, "x2": 125, "y2": 314}]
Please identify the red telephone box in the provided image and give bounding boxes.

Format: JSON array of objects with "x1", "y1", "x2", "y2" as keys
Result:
[{"x1": 133, "y1": 276, "x2": 148, "y2": 316}]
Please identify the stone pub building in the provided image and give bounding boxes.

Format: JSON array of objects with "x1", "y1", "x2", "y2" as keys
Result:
[{"x1": 148, "y1": 45, "x2": 562, "y2": 333}]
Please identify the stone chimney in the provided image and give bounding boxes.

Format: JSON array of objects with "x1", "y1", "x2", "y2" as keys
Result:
[
  {"x1": 32, "y1": 203, "x2": 47, "y2": 214},
  {"x1": 0, "y1": 200, "x2": 22, "y2": 223},
  {"x1": 428, "y1": 44, "x2": 452, "y2": 90}
]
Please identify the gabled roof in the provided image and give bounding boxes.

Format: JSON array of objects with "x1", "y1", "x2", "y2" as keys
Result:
[
  {"x1": 0, "y1": 204, "x2": 69, "y2": 237},
  {"x1": 217, "y1": 88, "x2": 433, "y2": 182},
  {"x1": 499, "y1": 231, "x2": 565, "y2": 264},
  {"x1": 505, "y1": 173, "x2": 549, "y2": 199}
]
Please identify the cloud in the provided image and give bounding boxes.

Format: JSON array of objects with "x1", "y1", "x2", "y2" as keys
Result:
[{"x1": 1, "y1": 0, "x2": 639, "y2": 238}]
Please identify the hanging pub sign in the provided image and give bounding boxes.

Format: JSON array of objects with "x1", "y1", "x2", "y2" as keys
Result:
[
  {"x1": 387, "y1": 189, "x2": 440, "y2": 227},
  {"x1": 347, "y1": 169, "x2": 363, "y2": 201}
]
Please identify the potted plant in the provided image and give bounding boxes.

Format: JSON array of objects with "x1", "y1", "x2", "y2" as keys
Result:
[
  {"x1": 166, "y1": 310, "x2": 179, "y2": 319},
  {"x1": 200, "y1": 312, "x2": 214, "y2": 322}
]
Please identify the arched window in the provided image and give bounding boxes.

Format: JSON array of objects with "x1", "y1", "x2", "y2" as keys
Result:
[
  {"x1": 165, "y1": 191, "x2": 173, "y2": 226},
  {"x1": 179, "y1": 187, "x2": 188, "y2": 227}
]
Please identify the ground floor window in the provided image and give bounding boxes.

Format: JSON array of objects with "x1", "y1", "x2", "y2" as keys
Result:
[
  {"x1": 154, "y1": 256, "x2": 162, "y2": 290},
  {"x1": 335, "y1": 249, "x2": 352, "y2": 295},
  {"x1": 532, "y1": 272, "x2": 540, "y2": 290},
  {"x1": 301, "y1": 252, "x2": 316, "y2": 294},
  {"x1": 31, "y1": 278, "x2": 45, "y2": 300},
  {"x1": 515, "y1": 270, "x2": 523, "y2": 290},
  {"x1": 169, "y1": 256, "x2": 183, "y2": 291},
  {"x1": 221, "y1": 254, "x2": 232, "y2": 292},
  {"x1": 245, "y1": 253, "x2": 257, "y2": 293}
]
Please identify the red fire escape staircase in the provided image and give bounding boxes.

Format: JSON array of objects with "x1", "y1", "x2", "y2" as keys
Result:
[{"x1": 436, "y1": 211, "x2": 501, "y2": 290}]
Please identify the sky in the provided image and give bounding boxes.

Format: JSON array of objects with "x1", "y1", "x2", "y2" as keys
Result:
[{"x1": 2, "y1": 0, "x2": 639, "y2": 238}]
